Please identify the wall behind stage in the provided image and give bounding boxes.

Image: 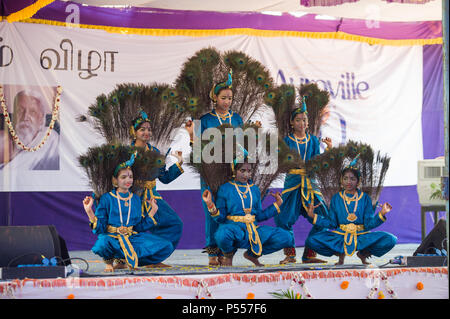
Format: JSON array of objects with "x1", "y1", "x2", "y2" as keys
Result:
[{"x1": 0, "y1": 5, "x2": 444, "y2": 250}]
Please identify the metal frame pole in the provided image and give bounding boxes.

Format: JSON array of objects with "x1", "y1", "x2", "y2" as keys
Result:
[{"x1": 441, "y1": 0, "x2": 449, "y2": 269}]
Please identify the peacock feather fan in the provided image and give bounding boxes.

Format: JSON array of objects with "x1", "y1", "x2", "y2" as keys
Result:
[
  {"x1": 304, "y1": 140, "x2": 390, "y2": 208},
  {"x1": 268, "y1": 82, "x2": 330, "y2": 138},
  {"x1": 298, "y1": 83, "x2": 330, "y2": 137},
  {"x1": 265, "y1": 84, "x2": 297, "y2": 138},
  {"x1": 223, "y1": 50, "x2": 274, "y2": 122},
  {"x1": 186, "y1": 123, "x2": 301, "y2": 201},
  {"x1": 174, "y1": 47, "x2": 274, "y2": 122},
  {"x1": 254, "y1": 134, "x2": 304, "y2": 201},
  {"x1": 77, "y1": 82, "x2": 188, "y2": 151},
  {"x1": 78, "y1": 143, "x2": 165, "y2": 200}
]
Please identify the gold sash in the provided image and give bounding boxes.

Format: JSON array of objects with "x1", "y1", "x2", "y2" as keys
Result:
[
  {"x1": 331, "y1": 223, "x2": 369, "y2": 257},
  {"x1": 107, "y1": 225, "x2": 135, "y2": 236},
  {"x1": 282, "y1": 168, "x2": 323, "y2": 211},
  {"x1": 140, "y1": 179, "x2": 162, "y2": 217},
  {"x1": 106, "y1": 225, "x2": 139, "y2": 268},
  {"x1": 227, "y1": 215, "x2": 262, "y2": 256}
]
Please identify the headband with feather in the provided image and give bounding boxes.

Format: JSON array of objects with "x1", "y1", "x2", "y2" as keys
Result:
[
  {"x1": 209, "y1": 69, "x2": 233, "y2": 101},
  {"x1": 231, "y1": 143, "x2": 250, "y2": 174},
  {"x1": 114, "y1": 151, "x2": 137, "y2": 177},
  {"x1": 290, "y1": 96, "x2": 308, "y2": 120}
]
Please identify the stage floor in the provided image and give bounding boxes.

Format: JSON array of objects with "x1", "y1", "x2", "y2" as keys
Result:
[
  {"x1": 2, "y1": 244, "x2": 448, "y2": 300},
  {"x1": 68, "y1": 243, "x2": 420, "y2": 276}
]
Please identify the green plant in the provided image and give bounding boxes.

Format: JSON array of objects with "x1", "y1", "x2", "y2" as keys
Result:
[
  {"x1": 269, "y1": 289, "x2": 301, "y2": 299},
  {"x1": 430, "y1": 182, "x2": 443, "y2": 200}
]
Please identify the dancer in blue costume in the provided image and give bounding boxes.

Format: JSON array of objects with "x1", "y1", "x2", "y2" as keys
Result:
[
  {"x1": 275, "y1": 98, "x2": 333, "y2": 264},
  {"x1": 198, "y1": 70, "x2": 245, "y2": 266},
  {"x1": 201, "y1": 153, "x2": 293, "y2": 266},
  {"x1": 305, "y1": 159, "x2": 397, "y2": 265},
  {"x1": 130, "y1": 111, "x2": 187, "y2": 256},
  {"x1": 82, "y1": 152, "x2": 174, "y2": 272}
]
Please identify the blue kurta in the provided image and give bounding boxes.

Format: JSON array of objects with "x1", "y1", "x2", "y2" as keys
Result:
[
  {"x1": 305, "y1": 190, "x2": 397, "y2": 257},
  {"x1": 91, "y1": 190, "x2": 173, "y2": 267},
  {"x1": 199, "y1": 109, "x2": 244, "y2": 255},
  {"x1": 274, "y1": 133, "x2": 329, "y2": 248},
  {"x1": 134, "y1": 141, "x2": 184, "y2": 253},
  {"x1": 213, "y1": 181, "x2": 294, "y2": 257}
]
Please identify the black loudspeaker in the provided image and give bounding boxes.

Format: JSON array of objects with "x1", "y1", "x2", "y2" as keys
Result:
[
  {"x1": 413, "y1": 219, "x2": 447, "y2": 256},
  {"x1": 0, "y1": 225, "x2": 70, "y2": 267}
]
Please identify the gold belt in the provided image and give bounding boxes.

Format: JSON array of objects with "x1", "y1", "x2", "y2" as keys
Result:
[
  {"x1": 340, "y1": 223, "x2": 364, "y2": 233},
  {"x1": 227, "y1": 215, "x2": 255, "y2": 223},
  {"x1": 288, "y1": 168, "x2": 306, "y2": 176},
  {"x1": 107, "y1": 225, "x2": 134, "y2": 236},
  {"x1": 227, "y1": 215, "x2": 262, "y2": 256},
  {"x1": 332, "y1": 223, "x2": 367, "y2": 257}
]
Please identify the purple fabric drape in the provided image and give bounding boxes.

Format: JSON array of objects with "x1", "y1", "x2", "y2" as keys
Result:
[
  {"x1": 300, "y1": 0, "x2": 433, "y2": 7},
  {"x1": 422, "y1": 44, "x2": 445, "y2": 159},
  {"x1": 300, "y1": 0, "x2": 359, "y2": 7},
  {"x1": 0, "y1": 186, "x2": 441, "y2": 251},
  {"x1": 25, "y1": 1, "x2": 441, "y2": 41},
  {"x1": 0, "y1": 0, "x2": 37, "y2": 16}
]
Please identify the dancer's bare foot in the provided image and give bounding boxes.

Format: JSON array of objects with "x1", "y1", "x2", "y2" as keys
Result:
[
  {"x1": 279, "y1": 256, "x2": 296, "y2": 264},
  {"x1": 244, "y1": 251, "x2": 264, "y2": 266},
  {"x1": 302, "y1": 256, "x2": 327, "y2": 264},
  {"x1": 221, "y1": 257, "x2": 233, "y2": 266},
  {"x1": 113, "y1": 259, "x2": 127, "y2": 270},
  {"x1": 357, "y1": 251, "x2": 371, "y2": 265},
  {"x1": 208, "y1": 256, "x2": 220, "y2": 266},
  {"x1": 335, "y1": 253, "x2": 345, "y2": 265},
  {"x1": 104, "y1": 263, "x2": 114, "y2": 272}
]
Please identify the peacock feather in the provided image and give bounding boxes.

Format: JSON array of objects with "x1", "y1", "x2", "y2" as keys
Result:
[
  {"x1": 78, "y1": 143, "x2": 165, "y2": 200},
  {"x1": 187, "y1": 123, "x2": 301, "y2": 200},
  {"x1": 304, "y1": 140, "x2": 390, "y2": 207},
  {"x1": 174, "y1": 47, "x2": 274, "y2": 122},
  {"x1": 77, "y1": 82, "x2": 188, "y2": 151},
  {"x1": 268, "y1": 82, "x2": 330, "y2": 138}
]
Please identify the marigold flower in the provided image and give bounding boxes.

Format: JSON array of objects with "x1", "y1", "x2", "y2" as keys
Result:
[
  {"x1": 416, "y1": 282, "x2": 424, "y2": 290},
  {"x1": 340, "y1": 281, "x2": 349, "y2": 289}
]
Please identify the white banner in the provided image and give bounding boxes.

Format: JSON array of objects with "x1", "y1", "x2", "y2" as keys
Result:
[{"x1": 0, "y1": 21, "x2": 423, "y2": 191}]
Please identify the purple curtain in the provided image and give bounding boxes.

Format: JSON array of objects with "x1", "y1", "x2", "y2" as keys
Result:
[
  {"x1": 300, "y1": 0, "x2": 433, "y2": 7},
  {"x1": 300, "y1": 0, "x2": 359, "y2": 7},
  {"x1": 1, "y1": 0, "x2": 38, "y2": 16}
]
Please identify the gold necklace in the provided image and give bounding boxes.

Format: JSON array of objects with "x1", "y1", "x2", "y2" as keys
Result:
[
  {"x1": 116, "y1": 191, "x2": 133, "y2": 207},
  {"x1": 293, "y1": 134, "x2": 308, "y2": 161},
  {"x1": 233, "y1": 182, "x2": 253, "y2": 215},
  {"x1": 214, "y1": 109, "x2": 231, "y2": 125},
  {"x1": 115, "y1": 191, "x2": 132, "y2": 226},
  {"x1": 341, "y1": 191, "x2": 358, "y2": 222},
  {"x1": 232, "y1": 181, "x2": 250, "y2": 198}
]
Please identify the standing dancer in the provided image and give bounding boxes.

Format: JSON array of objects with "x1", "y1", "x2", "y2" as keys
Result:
[
  {"x1": 275, "y1": 98, "x2": 333, "y2": 264},
  {"x1": 304, "y1": 159, "x2": 397, "y2": 265},
  {"x1": 175, "y1": 47, "x2": 274, "y2": 265},
  {"x1": 199, "y1": 71, "x2": 244, "y2": 265},
  {"x1": 81, "y1": 148, "x2": 174, "y2": 272}
]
